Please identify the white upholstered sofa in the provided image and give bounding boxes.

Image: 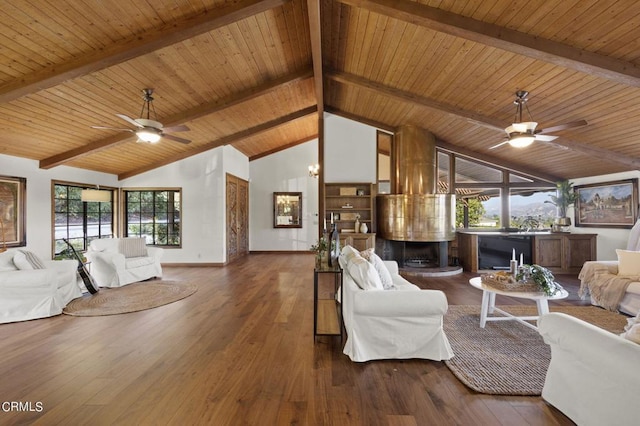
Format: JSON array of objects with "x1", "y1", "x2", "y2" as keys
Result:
[
  {"x1": 338, "y1": 245, "x2": 454, "y2": 362},
  {"x1": 538, "y1": 312, "x2": 640, "y2": 426},
  {"x1": 579, "y1": 218, "x2": 640, "y2": 315},
  {"x1": 0, "y1": 249, "x2": 82, "y2": 323},
  {"x1": 85, "y1": 238, "x2": 163, "y2": 288}
]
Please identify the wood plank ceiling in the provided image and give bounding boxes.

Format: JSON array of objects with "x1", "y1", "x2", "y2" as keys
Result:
[{"x1": 0, "y1": 0, "x2": 639, "y2": 180}]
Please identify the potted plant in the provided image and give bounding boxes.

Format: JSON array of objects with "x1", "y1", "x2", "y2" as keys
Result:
[
  {"x1": 516, "y1": 264, "x2": 563, "y2": 296},
  {"x1": 545, "y1": 180, "x2": 577, "y2": 228},
  {"x1": 310, "y1": 236, "x2": 328, "y2": 268}
]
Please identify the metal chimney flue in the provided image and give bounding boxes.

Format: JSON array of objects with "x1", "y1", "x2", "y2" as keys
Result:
[{"x1": 377, "y1": 125, "x2": 455, "y2": 242}]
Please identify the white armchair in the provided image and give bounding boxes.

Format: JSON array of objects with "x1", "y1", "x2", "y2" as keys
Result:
[
  {"x1": 538, "y1": 312, "x2": 640, "y2": 426},
  {"x1": 85, "y1": 238, "x2": 163, "y2": 288}
]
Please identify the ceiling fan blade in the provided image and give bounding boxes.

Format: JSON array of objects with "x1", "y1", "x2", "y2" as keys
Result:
[
  {"x1": 489, "y1": 141, "x2": 509, "y2": 150},
  {"x1": 163, "y1": 124, "x2": 190, "y2": 133},
  {"x1": 91, "y1": 126, "x2": 134, "y2": 132},
  {"x1": 162, "y1": 133, "x2": 191, "y2": 144},
  {"x1": 537, "y1": 119, "x2": 588, "y2": 134},
  {"x1": 116, "y1": 114, "x2": 144, "y2": 128},
  {"x1": 534, "y1": 134, "x2": 558, "y2": 142}
]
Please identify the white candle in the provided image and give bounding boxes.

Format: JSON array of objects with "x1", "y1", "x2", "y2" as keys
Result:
[
  {"x1": 323, "y1": 217, "x2": 327, "y2": 232},
  {"x1": 520, "y1": 253, "x2": 524, "y2": 266},
  {"x1": 331, "y1": 212, "x2": 334, "y2": 224}
]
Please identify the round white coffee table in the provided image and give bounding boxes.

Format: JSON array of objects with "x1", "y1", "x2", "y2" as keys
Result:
[{"x1": 469, "y1": 277, "x2": 569, "y2": 330}]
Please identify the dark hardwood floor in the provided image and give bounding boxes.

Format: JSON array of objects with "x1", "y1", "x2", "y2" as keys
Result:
[{"x1": 0, "y1": 253, "x2": 582, "y2": 425}]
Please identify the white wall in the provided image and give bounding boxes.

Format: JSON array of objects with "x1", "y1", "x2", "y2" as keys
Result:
[
  {"x1": 568, "y1": 170, "x2": 640, "y2": 260},
  {"x1": 324, "y1": 113, "x2": 377, "y2": 183},
  {"x1": 249, "y1": 139, "x2": 319, "y2": 251},
  {"x1": 0, "y1": 154, "x2": 117, "y2": 260},
  {"x1": 121, "y1": 145, "x2": 249, "y2": 263}
]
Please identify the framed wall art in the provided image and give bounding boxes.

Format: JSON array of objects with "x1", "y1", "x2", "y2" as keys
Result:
[
  {"x1": 574, "y1": 179, "x2": 638, "y2": 228},
  {"x1": 0, "y1": 175, "x2": 27, "y2": 248}
]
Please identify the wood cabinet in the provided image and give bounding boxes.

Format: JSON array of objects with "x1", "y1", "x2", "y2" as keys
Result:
[
  {"x1": 533, "y1": 233, "x2": 597, "y2": 274},
  {"x1": 325, "y1": 183, "x2": 376, "y2": 250},
  {"x1": 457, "y1": 231, "x2": 597, "y2": 274}
]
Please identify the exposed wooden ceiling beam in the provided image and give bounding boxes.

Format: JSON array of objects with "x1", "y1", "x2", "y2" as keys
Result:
[
  {"x1": 40, "y1": 69, "x2": 313, "y2": 169},
  {"x1": 327, "y1": 70, "x2": 505, "y2": 130},
  {"x1": 340, "y1": 0, "x2": 640, "y2": 87},
  {"x1": 0, "y1": 0, "x2": 291, "y2": 103},
  {"x1": 118, "y1": 106, "x2": 318, "y2": 180},
  {"x1": 544, "y1": 138, "x2": 640, "y2": 171},
  {"x1": 328, "y1": 70, "x2": 640, "y2": 170},
  {"x1": 324, "y1": 106, "x2": 395, "y2": 132},
  {"x1": 249, "y1": 135, "x2": 318, "y2": 161},
  {"x1": 306, "y1": 0, "x2": 324, "y2": 112}
]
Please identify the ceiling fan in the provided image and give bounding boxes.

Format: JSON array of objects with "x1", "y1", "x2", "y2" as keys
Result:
[
  {"x1": 92, "y1": 88, "x2": 191, "y2": 144},
  {"x1": 489, "y1": 90, "x2": 587, "y2": 150}
]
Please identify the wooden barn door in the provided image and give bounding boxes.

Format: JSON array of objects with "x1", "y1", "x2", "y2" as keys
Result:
[{"x1": 226, "y1": 173, "x2": 249, "y2": 263}]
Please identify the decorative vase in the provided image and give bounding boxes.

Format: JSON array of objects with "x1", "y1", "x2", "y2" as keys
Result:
[
  {"x1": 354, "y1": 218, "x2": 360, "y2": 234},
  {"x1": 360, "y1": 222, "x2": 368, "y2": 234}
]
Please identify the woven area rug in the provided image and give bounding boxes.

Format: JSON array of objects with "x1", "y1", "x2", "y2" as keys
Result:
[
  {"x1": 63, "y1": 280, "x2": 197, "y2": 316},
  {"x1": 443, "y1": 305, "x2": 629, "y2": 396}
]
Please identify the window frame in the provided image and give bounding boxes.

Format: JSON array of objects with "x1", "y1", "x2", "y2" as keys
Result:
[
  {"x1": 437, "y1": 149, "x2": 557, "y2": 229},
  {"x1": 123, "y1": 188, "x2": 182, "y2": 247},
  {"x1": 52, "y1": 181, "x2": 115, "y2": 256}
]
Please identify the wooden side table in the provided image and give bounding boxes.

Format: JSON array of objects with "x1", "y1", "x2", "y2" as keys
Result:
[{"x1": 313, "y1": 263, "x2": 343, "y2": 342}]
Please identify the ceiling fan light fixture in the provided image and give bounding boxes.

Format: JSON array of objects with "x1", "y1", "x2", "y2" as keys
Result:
[
  {"x1": 508, "y1": 133, "x2": 536, "y2": 148},
  {"x1": 136, "y1": 128, "x2": 162, "y2": 143},
  {"x1": 511, "y1": 121, "x2": 537, "y2": 133}
]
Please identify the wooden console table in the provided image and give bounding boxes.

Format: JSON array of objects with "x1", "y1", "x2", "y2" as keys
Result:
[{"x1": 313, "y1": 263, "x2": 343, "y2": 342}]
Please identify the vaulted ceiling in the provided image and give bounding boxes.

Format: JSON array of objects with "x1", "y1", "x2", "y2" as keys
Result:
[{"x1": 1, "y1": 0, "x2": 639, "y2": 181}]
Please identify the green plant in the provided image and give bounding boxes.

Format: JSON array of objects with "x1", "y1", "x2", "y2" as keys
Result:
[
  {"x1": 516, "y1": 264, "x2": 562, "y2": 296},
  {"x1": 545, "y1": 180, "x2": 577, "y2": 218},
  {"x1": 310, "y1": 237, "x2": 328, "y2": 259}
]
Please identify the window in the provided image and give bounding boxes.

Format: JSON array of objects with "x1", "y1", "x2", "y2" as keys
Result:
[
  {"x1": 443, "y1": 149, "x2": 555, "y2": 229},
  {"x1": 124, "y1": 189, "x2": 181, "y2": 246},
  {"x1": 456, "y1": 189, "x2": 502, "y2": 229},
  {"x1": 509, "y1": 188, "x2": 557, "y2": 229},
  {"x1": 53, "y1": 183, "x2": 114, "y2": 254}
]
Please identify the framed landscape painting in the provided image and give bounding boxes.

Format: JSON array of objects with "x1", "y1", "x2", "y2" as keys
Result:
[
  {"x1": 0, "y1": 175, "x2": 27, "y2": 247},
  {"x1": 575, "y1": 179, "x2": 638, "y2": 228}
]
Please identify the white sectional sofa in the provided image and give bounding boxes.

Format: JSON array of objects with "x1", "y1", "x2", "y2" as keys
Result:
[
  {"x1": 0, "y1": 249, "x2": 82, "y2": 323},
  {"x1": 338, "y1": 245, "x2": 454, "y2": 362},
  {"x1": 579, "y1": 218, "x2": 640, "y2": 315},
  {"x1": 85, "y1": 237, "x2": 163, "y2": 288},
  {"x1": 538, "y1": 312, "x2": 640, "y2": 426}
]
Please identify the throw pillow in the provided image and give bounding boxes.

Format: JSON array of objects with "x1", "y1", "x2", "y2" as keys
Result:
[
  {"x1": 347, "y1": 255, "x2": 384, "y2": 291},
  {"x1": 621, "y1": 323, "x2": 640, "y2": 344},
  {"x1": 369, "y1": 252, "x2": 396, "y2": 290},
  {"x1": 119, "y1": 238, "x2": 148, "y2": 258},
  {"x1": 616, "y1": 249, "x2": 640, "y2": 276},
  {"x1": 0, "y1": 250, "x2": 17, "y2": 271},
  {"x1": 13, "y1": 250, "x2": 46, "y2": 270},
  {"x1": 339, "y1": 245, "x2": 361, "y2": 269},
  {"x1": 359, "y1": 247, "x2": 374, "y2": 261},
  {"x1": 358, "y1": 248, "x2": 395, "y2": 290}
]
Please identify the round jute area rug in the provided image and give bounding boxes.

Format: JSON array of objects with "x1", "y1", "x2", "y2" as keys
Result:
[{"x1": 63, "y1": 280, "x2": 197, "y2": 316}]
